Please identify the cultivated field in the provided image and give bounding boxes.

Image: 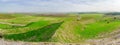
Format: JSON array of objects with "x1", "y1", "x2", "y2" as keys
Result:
[{"x1": 0, "y1": 13, "x2": 120, "y2": 45}]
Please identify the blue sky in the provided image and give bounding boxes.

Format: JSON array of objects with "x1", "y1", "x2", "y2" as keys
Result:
[{"x1": 0, "y1": 0, "x2": 120, "y2": 13}]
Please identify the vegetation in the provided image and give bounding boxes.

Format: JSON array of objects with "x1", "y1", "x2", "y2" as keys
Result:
[
  {"x1": 0, "y1": 13, "x2": 120, "y2": 43},
  {"x1": 4, "y1": 22, "x2": 63, "y2": 42}
]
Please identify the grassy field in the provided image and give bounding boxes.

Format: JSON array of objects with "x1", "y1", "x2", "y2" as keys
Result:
[{"x1": 0, "y1": 13, "x2": 120, "y2": 43}]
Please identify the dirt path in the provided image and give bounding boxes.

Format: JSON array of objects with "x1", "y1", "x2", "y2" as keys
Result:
[
  {"x1": 0, "y1": 22, "x2": 25, "y2": 26},
  {"x1": 0, "y1": 39, "x2": 90, "y2": 45}
]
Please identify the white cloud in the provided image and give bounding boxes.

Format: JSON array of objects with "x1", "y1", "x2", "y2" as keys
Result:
[{"x1": 0, "y1": 0, "x2": 120, "y2": 13}]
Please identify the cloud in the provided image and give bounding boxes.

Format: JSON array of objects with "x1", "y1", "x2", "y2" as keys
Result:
[{"x1": 0, "y1": 0, "x2": 120, "y2": 13}]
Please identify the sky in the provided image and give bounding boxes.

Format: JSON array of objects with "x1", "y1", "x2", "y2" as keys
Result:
[{"x1": 0, "y1": 0, "x2": 120, "y2": 13}]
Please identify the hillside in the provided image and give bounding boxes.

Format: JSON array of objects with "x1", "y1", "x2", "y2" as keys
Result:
[{"x1": 0, "y1": 13, "x2": 120, "y2": 43}]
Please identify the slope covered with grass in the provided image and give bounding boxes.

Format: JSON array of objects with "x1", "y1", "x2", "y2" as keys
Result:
[
  {"x1": 75, "y1": 21, "x2": 120, "y2": 39},
  {"x1": 50, "y1": 14, "x2": 120, "y2": 43},
  {"x1": 3, "y1": 22, "x2": 63, "y2": 42},
  {"x1": 1, "y1": 20, "x2": 52, "y2": 34},
  {"x1": 1, "y1": 14, "x2": 120, "y2": 43},
  {"x1": 0, "y1": 24, "x2": 14, "y2": 29}
]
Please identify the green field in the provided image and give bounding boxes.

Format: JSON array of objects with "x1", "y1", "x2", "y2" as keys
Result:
[{"x1": 0, "y1": 13, "x2": 120, "y2": 43}]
